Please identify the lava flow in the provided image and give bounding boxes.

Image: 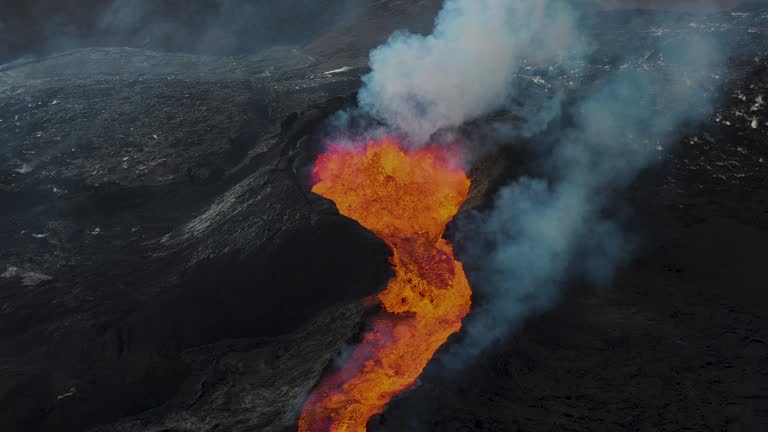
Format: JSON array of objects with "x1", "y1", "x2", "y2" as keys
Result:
[{"x1": 298, "y1": 138, "x2": 472, "y2": 432}]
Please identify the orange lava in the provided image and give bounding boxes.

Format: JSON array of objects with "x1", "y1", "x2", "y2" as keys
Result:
[{"x1": 298, "y1": 138, "x2": 472, "y2": 432}]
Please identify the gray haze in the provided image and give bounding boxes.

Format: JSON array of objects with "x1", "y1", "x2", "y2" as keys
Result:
[{"x1": 0, "y1": 0, "x2": 361, "y2": 64}]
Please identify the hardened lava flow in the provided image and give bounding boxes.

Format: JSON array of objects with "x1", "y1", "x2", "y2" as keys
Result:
[{"x1": 298, "y1": 138, "x2": 472, "y2": 432}]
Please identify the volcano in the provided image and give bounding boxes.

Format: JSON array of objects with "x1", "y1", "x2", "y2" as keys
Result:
[{"x1": 0, "y1": 2, "x2": 767, "y2": 432}]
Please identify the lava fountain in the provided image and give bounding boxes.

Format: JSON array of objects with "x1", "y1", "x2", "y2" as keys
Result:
[{"x1": 298, "y1": 138, "x2": 472, "y2": 432}]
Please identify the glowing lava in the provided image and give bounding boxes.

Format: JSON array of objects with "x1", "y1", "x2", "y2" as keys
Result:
[{"x1": 298, "y1": 138, "x2": 472, "y2": 432}]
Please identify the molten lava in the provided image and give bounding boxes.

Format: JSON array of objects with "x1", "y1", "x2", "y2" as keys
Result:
[{"x1": 298, "y1": 138, "x2": 472, "y2": 432}]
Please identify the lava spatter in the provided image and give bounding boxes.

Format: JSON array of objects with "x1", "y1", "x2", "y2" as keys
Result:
[{"x1": 298, "y1": 138, "x2": 472, "y2": 432}]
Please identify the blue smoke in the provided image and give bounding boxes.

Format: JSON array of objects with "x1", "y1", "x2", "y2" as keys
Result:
[{"x1": 354, "y1": 0, "x2": 731, "y2": 365}]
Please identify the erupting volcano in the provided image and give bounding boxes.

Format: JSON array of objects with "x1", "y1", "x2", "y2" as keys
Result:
[{"x1": 298, "y1": 138, "x2": 472, "y2": 432}]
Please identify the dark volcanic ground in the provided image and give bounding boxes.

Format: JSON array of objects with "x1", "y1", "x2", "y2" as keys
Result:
[{"x1": 1, "y1": 2, "x2": 768, "y2": 432}]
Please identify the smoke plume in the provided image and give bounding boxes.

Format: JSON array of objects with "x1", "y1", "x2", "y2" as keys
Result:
[
  {"x1": 353, "y1": 0, "x2": 729, "y2": 364},
  {"x1": 358, "y1": 0, "x2": 587, "y2": 145}
]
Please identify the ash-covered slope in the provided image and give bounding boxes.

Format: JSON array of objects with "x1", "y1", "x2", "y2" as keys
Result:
[{"x1": 0, "y1": 47, "x2": 391, "y2": 432}]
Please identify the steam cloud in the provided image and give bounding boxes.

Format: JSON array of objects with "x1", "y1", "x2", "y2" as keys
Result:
[
  {"x1": 358, "y1": 0, "x2": 587, "y2": 145},
  {"x1": 354, "y1": 0, "x2": 728, "y2": 363}
]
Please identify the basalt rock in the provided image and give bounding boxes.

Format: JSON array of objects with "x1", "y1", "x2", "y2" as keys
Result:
[{"x1": 0, "y1": 47, "x2": 390, "y2": 432}]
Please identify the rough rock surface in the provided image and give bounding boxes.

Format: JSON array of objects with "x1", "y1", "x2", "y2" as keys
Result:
[{"x1": 0, "y1": 47, "x2": 392, "y2": 432}]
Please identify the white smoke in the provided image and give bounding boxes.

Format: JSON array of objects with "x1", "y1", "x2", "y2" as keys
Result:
[
  {"x1": 358, "y1": 0, "x2": 587, "y2": 145},
  {"x1": 353, "y1": 0, "x2": 730, "y2": 365}
]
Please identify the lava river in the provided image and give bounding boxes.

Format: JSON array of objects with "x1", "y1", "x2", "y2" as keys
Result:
[{"x1": 298, "y1": 138, "x2": 472, "y2": 432}]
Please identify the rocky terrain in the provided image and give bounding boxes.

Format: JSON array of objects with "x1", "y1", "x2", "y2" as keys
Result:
[
  {"x1": 0, "y1": 46, "x2": 395, "y2": 431},
  {"x1": 1, "y1": 2, "x2": 767, "y2": 432}
]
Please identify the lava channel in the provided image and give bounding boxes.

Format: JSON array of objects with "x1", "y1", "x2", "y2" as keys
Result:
[{"x1": 298, "y1": 137, "x2": 472, "y2": 432}]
